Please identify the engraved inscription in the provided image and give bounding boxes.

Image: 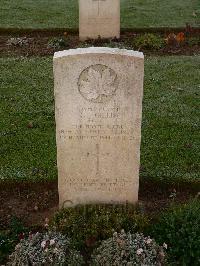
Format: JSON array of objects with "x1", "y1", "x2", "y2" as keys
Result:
[
  {"x1": 66, "y1": 177, "x2": 134, "y2": 192},
  {"x1": 78, "y1": 64, "x2": 118, "y2": 103},
  {"x1": 59, "y1": 124, "x2": 134, "y2": 142},
  {"x1": 58, "y1": 106, "x2": 135, "y2": 142}
]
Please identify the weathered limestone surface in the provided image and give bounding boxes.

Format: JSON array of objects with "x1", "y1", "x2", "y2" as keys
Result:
[
  {"x1": 54, "y1": 47, "x2": 144, "y2": 207},
  {"x1": 79, "y1": 0, "x2": 120, "y2": 40}
]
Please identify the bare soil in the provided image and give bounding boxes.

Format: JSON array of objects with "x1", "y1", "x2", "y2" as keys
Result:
[
  {"x1": 0, "y1": 180, "x2": 199, "y2": 229},
  {"x1": 0, "y1": 31, "x2": 199, "y2": 57}
]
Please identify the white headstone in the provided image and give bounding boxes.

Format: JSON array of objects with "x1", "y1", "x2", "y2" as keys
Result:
[
  {"x1": 79, "y1": 0, "x2": 120, "y2": 40},
  {"x1": 54, "y1": 47, "x2": 144, "y2": 207}
]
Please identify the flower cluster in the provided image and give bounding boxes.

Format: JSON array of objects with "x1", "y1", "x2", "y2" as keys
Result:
[
  {"x1": 91, "y1": 230, "x2": 167, "y2": 265},
  {"x1": 8, "y1": 231, "x2": 84, "y2": 266},
  {"x1": 6, "y1": 37, "x2": 30, "y2": 47}
]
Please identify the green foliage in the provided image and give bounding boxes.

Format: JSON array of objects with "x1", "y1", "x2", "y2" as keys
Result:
[
  {"x1": 8, "y1": 231, "x2": 84, "y2": 266},
  {"x1": 51, "y1": 204, "x2": 149, "y2": 250},
  {"x1": 0, "y1": 232, "x2": 13, "y2": 264},
  {"x1": 149, "y1": 199, "x2": 200, "y2": 265},
  {"x1": 91, "y1": 231, "x2": 167, "y2": 266},
  {"x1": 187, "y1": 36, "x2": 200, "y2": 47},
  {"x1": 47, "y1": 37, "x2": 72, "y2": 50},
  {"x1": 133, "y1": 33, "x2": 165, "y2": 50},
  {"x1": 0, "y1": 217, "x2": 27, "y2": 264}
]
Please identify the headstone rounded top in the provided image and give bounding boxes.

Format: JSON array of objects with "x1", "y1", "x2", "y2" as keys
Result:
[{"x1": 54, "y1": 47, "x2": 144, "y2": 60}]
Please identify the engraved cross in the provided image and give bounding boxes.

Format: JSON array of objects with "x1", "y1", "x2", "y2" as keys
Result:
[
  {"x1": 88, "y1": 143, "x2": 109, "y2": 177},
  {"x1": 93, "y1": 0, "x2": 106, "y2": 16}
]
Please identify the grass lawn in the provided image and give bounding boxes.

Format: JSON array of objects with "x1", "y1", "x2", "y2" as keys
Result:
[
  {"x1": 0, "y1": 0, "x2": 199, "y2": 29},
  {"x1": 0, "y1": 55, "x2": 199, "y2": 183}
]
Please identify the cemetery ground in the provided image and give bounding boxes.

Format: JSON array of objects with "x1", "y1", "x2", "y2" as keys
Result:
[
  {"x1": 0, "y1": 49, "x2": 200, "y2": 263},
  {"x1": 0, "y1": 5, "x2": 200, "y2": 263},
  {"x1": 0, "y1": 30, "x2": 200, "y2": 57}
]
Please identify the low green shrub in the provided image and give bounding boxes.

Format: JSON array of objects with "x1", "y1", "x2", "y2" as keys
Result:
[
  {"x1": 187, "y1": 36, "x2": 200, "y2": 47},
  {"x1": 51, "y1": 204, "x2": 149, "y2": 249},
  {"x1": 0, "y1": 217, "x2": 28, "y2": 264},
  {"x1": 91, "y1": 230, "x2": 167, "y2": 266},
  {"x1": 0, "y1": 232, "x2": 13, "y2": 264},
  {"x1": 149, "y1": 199, "x2": 200, "y2": 265},
  {"x1": 133, "y1": 33, "x2": 165, "y2": 50},
  {"x1": 47, "y1": 37, "x2": 68, "y2": 49},
  {"x1": 8, "y1": 231, "x2": 84, "y2": 266}
]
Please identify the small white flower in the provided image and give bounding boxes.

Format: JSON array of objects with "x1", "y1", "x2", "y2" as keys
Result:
[
  {"x1": 136, "y1": 248, "x2": 143, "y2": 255},
  {"x1": 15, "y1": 244, "x2": 21, "y2": 250},
  {"x1": 54, "y1": 247, "x2": 58, "y2": 253},
  {"x1": 41, "y1": 240, "x2": 46, "y2": 248},
  {"x1": 50, "y1": 239, "x2": 55, "y2": 246},
  {"x1": 163, "y1": 243, "x2": 168, "y2": 249},
  {"x1": 146, "y1": 238, "x2": 152, "y2": 244},
  {"x1": 44, "y1": 248, "x2": 48, "y2": 253},
  {"x1": 113, "y1": 232, "x2": 118, "y2": 237},
  {"x1": 45, "y1": 217, "x2": 49, "y2": 222}
]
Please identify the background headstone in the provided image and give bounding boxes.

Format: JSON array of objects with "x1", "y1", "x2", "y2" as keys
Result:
[
  {"x1": 79, "y1": 0, "x2": 120, "y2": 40},
  {"x1": 54, "y1": 47, "x2": 144, "y2": 207}
]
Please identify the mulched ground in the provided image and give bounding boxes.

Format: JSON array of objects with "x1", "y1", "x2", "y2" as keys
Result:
[
  {"x1": 0, "y1": 31, "x2": 199, "y2": 57},
  {"x1": 0, "y1": 180, "x2": 199, "y2": 229}
]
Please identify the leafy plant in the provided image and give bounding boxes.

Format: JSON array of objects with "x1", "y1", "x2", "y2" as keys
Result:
[
  {"x1": 51, "y1": 204, "x2": 149, "y2": 250},
  {"x1": 133, "y1": 33, "x2": 165, "y2": 50},
  {"x1": 0, "y1": 232, "x2": 13, "y2": 264},
  {"x1": 8, "y1": 231, "x2": 84, "y2": 266},
  {"x1": 187, "y1": 36, "x2": 200, "y2": 47},
  {"x1": 7, "y1": 37, "x2": 30, "y2": 47},
  {"x1": 91, "y1": 230, "x2": 167, "y2": 266},
  {"x1": 47, "y1": 37, "x2": 67, "y2": 49},
  {"x1": 149, "y1": 199, "x2": 200, "y2": 265},
  {"x1": 0, "y1": 217, "x2": 28, "y2": 264}
]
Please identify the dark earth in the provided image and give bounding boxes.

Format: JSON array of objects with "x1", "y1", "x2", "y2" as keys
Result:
[
  {"x1": 0, "y1": 180, "x2": 199, "y2": 229},
  {"x1": 0, "y1": 30, "x2": 199, "y2": 57}
]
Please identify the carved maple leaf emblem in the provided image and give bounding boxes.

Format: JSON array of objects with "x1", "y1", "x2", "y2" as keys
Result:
[{"x1": 79, "y1": 66, "x2": 117, "y2": 101}]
